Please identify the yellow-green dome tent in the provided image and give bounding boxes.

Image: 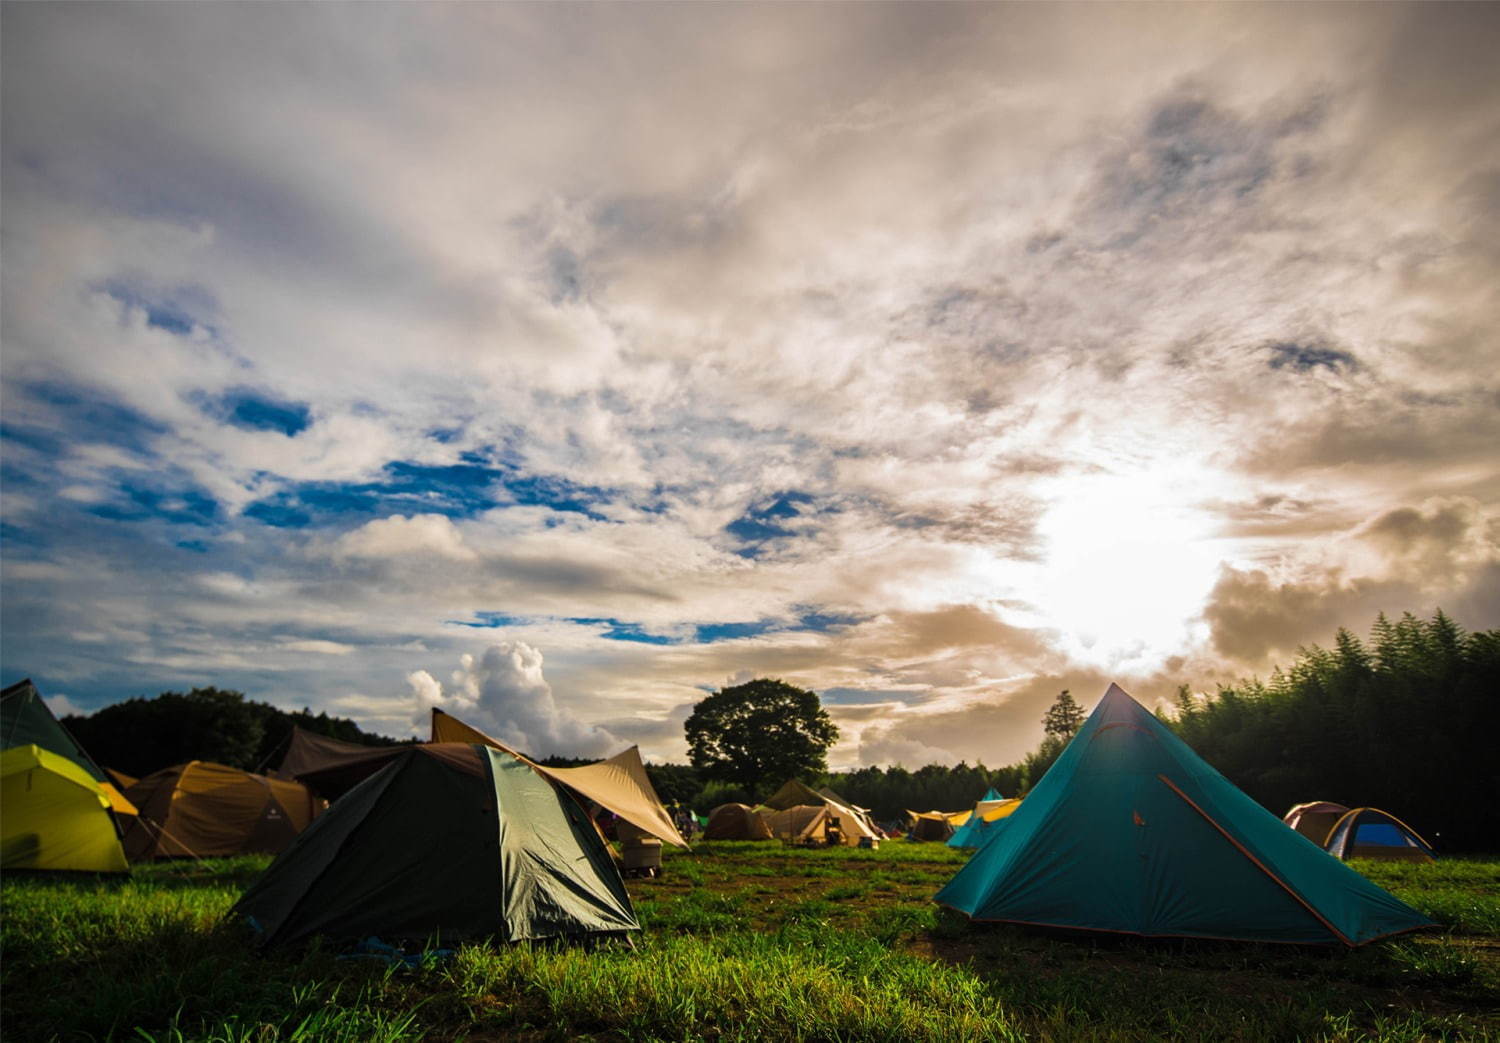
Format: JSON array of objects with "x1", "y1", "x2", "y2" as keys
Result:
[{"x1": 2, "y1": 745, "x2": 130, "y2": 873}]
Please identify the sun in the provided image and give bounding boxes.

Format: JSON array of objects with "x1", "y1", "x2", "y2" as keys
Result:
[{"x1": 1029, "y1": 469, "x2": 1222, "y2": 668}]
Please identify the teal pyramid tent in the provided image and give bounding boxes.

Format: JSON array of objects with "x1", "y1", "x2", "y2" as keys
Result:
[
  {"x1": 935, "y1": 684, "x2": 1432, "y2": 946},
  {"x1": 232, "y1": 743, "x2": 639, "y2": 948}
]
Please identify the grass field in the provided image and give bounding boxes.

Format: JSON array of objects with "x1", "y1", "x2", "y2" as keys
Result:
[{"x1": 3, "y1": 842, "x2": 1496, "y2": 1041}]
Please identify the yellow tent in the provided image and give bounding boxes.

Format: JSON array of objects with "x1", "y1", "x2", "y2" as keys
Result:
[
  {"x1": 121, "y1": 761, "x2": 321, "y2": 860},
  {"x1": 1, "y1": 745, "x2": 130, "y2": 873}
]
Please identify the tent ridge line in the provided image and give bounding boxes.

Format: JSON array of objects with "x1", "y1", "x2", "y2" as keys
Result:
[{"x1": 1154, "y1": 772, "x2": 1355, "y2": 947}]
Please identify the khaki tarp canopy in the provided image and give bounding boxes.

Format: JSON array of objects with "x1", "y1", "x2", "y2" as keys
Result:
[
  {"x1": 703, "y1": 803, "x2": 773, "y2": 840},
  {"x1": 123, "y1": 761, "x2": 322, "y2": 860},
  {"x1": 233, "y1": 744, "x2": 639, "y2": 948},
  {"x1": 431, "y1": 709, "x2": 688, "y2": 848},
  {"x1": 761, "y1": 779, "x2": 878, "y2": 846},
  {"x1": 2, "y1": 679, "x2": 136, "y2": 817},
  {"x1": 818, "y1": 786, "x2": 883, "y2": 837},
  {"x1": 760, "y1": 804, "x2": 830, "y2": 843}
]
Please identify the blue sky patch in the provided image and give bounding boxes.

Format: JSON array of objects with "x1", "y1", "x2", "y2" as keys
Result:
[
  {"x1": 210, "y1": 390, "x2": 314, "y2": 437},
  {"x1": 567, "y1": 618, "x2": 678, "y2": 644},
  {"x1": 1267, "y1": 341, "x2": 1357, "y2": 374},
  {"x1": 447, "y1": 611, "x2": 529, "y2": 629},
  {"x1": 693, "y1": 620, "x2": 778, "y2": 642},
  {"x1": 21, "y1": 383, "x2": 168, "y2": 454},
  {"x1": 100, "y1": 281, "x2": 213, "y2": 337},
  {"x1": 724, "y1": 490, "x2": 819, "y2": 556},
  {"x1": 86, "y1": 484, "x2": 219, "y2": 527}
]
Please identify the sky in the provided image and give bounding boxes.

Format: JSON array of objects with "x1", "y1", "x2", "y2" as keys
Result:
[{"x1": 3, "y1": 3, "x2": 1497, "y2": 769}]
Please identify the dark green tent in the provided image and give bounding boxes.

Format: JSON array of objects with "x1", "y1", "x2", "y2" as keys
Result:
[
  {"x1": 1, "y1": 679, "x2": 109, "y2": 783},
  {"x1": 935, "y1": 684, "x2": 1432, "y2": 946},
  {"x1": 233, "y1": 743, "x2": 639, "y2": 948}
]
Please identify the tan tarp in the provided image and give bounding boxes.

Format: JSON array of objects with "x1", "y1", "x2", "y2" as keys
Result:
[
  {"x1": 760, "y1": 804, "x2": 830, "y2": 843},
  {"x1": 431, "y1": 709, "x2": 688, "y2": 848},
  {"x1": 122, "y1": 761, "x2": 322, "y2": 860},
  {"x1": 703, "y1": 802, "x2": 773, "y2": 840},
  {"x1": 762, "y1": 779, "x2": 878, "y2": 845},
  {"x1": 275, "y1": 727, "x2": 404, "y2": 782}
]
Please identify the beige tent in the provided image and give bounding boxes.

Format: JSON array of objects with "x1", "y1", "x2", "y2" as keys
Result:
[
  {"x1": 761, "y1": 779, "x2": 878, "y2": 846},
  {"x1": 760, "y1": 804, "x2": 831, "y2": 844},
  {"x1": 703, "y1": 803, "x2": 773, "y2": 840},
  {"x1": 430, "y1": 709, "x2": 688, "y2": 848},
  {"x1": 1283, "y1": 801, "x2": 1351, "y2": 846},
  {"x1": 905, "y1": 809, "x2": 965, "y2": 841},
  {"x1": 122, "y1": 761, "x2": 322, "y2": 860}
]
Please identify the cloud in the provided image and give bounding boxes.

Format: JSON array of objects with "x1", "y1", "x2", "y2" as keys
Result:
[
  {"x1": 1, "y1": 4, "x2": 1496, "y2": 768},
  {"x1": 337, "y1": 514, "x2": 476, "y2": 561},
  {"x1": 856, "y1": 724, "x2": 961, "y2": 769},
  {"x1": 43, "y1": 693, "x2": 87, "y2": 718},
  {"x1": 407, "y1": 642, "x2": 620, "y2": 758}
]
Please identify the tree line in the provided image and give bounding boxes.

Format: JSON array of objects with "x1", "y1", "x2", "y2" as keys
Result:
[
  {"x1": 1160, "y1": 611, "x2": 1498, "y2": 853},
  {"x1": 54, "y1": 610, "x2": 1498, "y2": 851},
  {"x1": 63, "y1": 687, "x2": 399, "y2": 779}
]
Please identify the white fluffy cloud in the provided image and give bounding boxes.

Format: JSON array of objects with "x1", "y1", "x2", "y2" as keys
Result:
[
  {"x1": 856, "y1": 724, "x2": 961, "y2": 770},
  {"x1": 407, "y1": 642, "x2": 620, "y2": 758},
  {"x1": 337, "y1": 514, "x2": 476, "y2": 562}
]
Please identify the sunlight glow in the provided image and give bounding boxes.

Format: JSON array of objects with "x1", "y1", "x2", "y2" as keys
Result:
[{"x1": 1030, "y1": 470, "x2": 1223, "y2": 668}]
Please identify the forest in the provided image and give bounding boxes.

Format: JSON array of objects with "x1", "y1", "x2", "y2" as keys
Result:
[{"x1": 61, "y1": 610, "x2": 1499, "y2": 852}]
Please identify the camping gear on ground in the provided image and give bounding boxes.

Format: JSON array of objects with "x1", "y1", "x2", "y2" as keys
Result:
[
  {"x1": 761, "y1": 779, "x2": 879, "y2": 846},
  {"x1": 935, "y1": 683, "x2": 1433, "y2": 946},
  {"x1": 2, "y1": 679, "x2": 136, "y2": 817},
  {"x1": 122, "y1": 760, "x2": 321, "y2": 860},
  {"x1": 703, "y1": 802, "x2": 773, "y2": 840},
  {"x1": 1, "y1": 745, "x2": 131, "y2": 873},
  {"x1": 617, "y1": 820, "x2": 664, "y2": 877},
  {"x1": 430, "y1": 709, "x2": 689, "y2": 849},
  {"x1": 232, "y1": 743, "x2": 639, "y2": 948},
  {"x1": 1323, "y1": 807, "x2": 1436, "y2": 863},
  {"x1": 948, "y1": 788, "x2": 1023, "y2": 849},
  {"x1": 1282, "y1": 801, "x2": 1351, "y2": 846}
]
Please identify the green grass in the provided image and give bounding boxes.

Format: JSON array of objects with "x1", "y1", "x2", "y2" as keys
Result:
[{"x1": 3, "y1": 845, "x2": 1497, "y2": 1041}]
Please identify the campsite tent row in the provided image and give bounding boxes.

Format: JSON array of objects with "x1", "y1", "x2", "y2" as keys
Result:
[
  {"x1": 702, "y1": 780, "x2": 883, "y2": 844},
  {"x1": 3, "y1": 683, "x2": 685, "y2": 873},
  {"x1": 3, "y1": 676, "x2": 1436, "y2": 951}
]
